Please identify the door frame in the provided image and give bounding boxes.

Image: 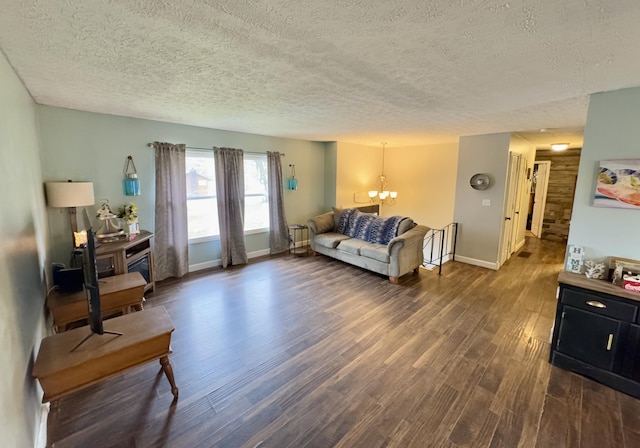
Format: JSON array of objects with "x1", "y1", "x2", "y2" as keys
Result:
[
  {"x1": 531, "y1": 161, "x2": 551, "y2": 238},
  {"x1": 499, "y1": 153, "x2": 521, "y2": 266}
]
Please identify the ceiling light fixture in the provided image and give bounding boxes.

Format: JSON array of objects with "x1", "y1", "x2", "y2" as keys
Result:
[
  {"x1": 551, "y1": 143, "x2": 569, "y2": 151},
  {"x1": 367, "y1": 142, "x2": 397, "y2": 206}
]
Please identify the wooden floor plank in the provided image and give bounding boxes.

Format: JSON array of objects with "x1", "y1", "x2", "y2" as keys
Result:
[{"x1": 44, "y1": 237, "x2": 640, "y2": 447}]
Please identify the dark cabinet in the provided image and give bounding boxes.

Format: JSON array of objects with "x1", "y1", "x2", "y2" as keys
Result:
[
  {"x1": 556, "y1": 306, "x2": 623, "y2": 370},
  {"x1": 550, "y1": 271, "x2": 640, "y2": 399}
]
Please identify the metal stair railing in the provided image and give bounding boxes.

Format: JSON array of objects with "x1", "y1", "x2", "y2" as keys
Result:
[{"x1": 422, "y1": 222, "x2": 458, "y2": 275}]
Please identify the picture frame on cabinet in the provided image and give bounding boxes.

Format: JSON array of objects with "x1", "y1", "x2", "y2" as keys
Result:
[
  {"x1": 565, "y1": 245, "x2": 584, "y2": 273},
  {"x1": 611, "y1": 257, "x2": 640, "y2": 286}
]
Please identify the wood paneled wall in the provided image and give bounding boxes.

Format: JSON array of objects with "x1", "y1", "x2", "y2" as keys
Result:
[{"x1": 535, "y1": 148, "x2": 582, "y2": 242}]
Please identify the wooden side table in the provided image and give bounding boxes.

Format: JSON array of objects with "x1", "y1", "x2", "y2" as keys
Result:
[
  {"x1": 33, "y1": 306, "x2": 178, "y2": 403},
  {"x1": 47, "y1": 272, "x2": 146, "y2": 332}
]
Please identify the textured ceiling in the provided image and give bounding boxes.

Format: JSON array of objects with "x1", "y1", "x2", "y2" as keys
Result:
[{"x1": 1, "y1": 1, "x2": 640, "y2": 147}]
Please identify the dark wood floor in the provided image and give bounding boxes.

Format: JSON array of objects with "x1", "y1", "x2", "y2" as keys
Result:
[{"x1": 47, "y1": 237, "x2": 640, "y2": 448}]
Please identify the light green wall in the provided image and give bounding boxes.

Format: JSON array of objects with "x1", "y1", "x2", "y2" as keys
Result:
[
  {"x1": 38, "y1": 106, "x2": 327, "y2": 266},
  {"x1": 453, "y1": 133, "x2": 511, "y2": 268},
  {"x1": 0, "y1": 51, "x2": 49, "y2": 447},
  {"x1": 568, "y1": 87, "x2": 640, "y2": 259}
]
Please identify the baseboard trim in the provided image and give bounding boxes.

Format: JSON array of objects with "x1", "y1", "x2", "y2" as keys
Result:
[
  {"x1": 36, "y1": 402, "x2": 49, "y2": 448},
  {"x1": 189, "y1": 248, "x2": 272, "y2": 273},
  {"x1": 422, "y1": 254, "x2": 452, "y2": 270},
  {"x1": 454, "y1": 255, "x2": 499, "y2": 270},
  {"x1": 515, "y1": 238, "x2": 526, "y2": 252}
]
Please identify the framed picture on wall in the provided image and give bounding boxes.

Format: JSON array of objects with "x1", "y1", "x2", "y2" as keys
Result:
[{"x1": 594, "y1": 159, "x2": 640, "y2": 209}]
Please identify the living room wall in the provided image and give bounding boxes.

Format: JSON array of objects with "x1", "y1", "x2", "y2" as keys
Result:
[
  {"x1": 38, "y1": 106, "x2": 328, "y2": 268},
  {"x1": 453, "y1": 133, "x2": 511, "y2": 269},
  {"x1": 568, "y1": 86, "x2": 640, "y2": 259},
  {"x1": 384, "y1": 143, "x2": 459, "y2": 229},
  {"x1": 334, "y1": 141, "x2": 382, "y2": 209},
  {"x1": 0, "y1": 51, "x2": 50, "y2": 448},
  {"x1": 333, "y1": 141, "x2": 459, "y2": 228}
]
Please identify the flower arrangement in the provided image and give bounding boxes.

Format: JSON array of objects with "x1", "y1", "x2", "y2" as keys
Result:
[{"x1": 117, "y1": 202, "x2": 138, "y2": 224}]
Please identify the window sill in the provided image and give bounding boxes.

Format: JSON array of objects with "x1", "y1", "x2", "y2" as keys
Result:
[{"x1": 188, "y1": 227, "x2": 268, "y2": 244}]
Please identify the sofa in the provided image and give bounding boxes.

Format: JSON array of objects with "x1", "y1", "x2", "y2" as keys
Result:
[{"x1": 306, "y1": 208, "x2": 429, "y2": 283}]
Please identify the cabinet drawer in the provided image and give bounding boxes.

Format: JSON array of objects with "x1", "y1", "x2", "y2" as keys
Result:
[{"x1": 562, "y1": 287, "x2": 637, "y2": 322}]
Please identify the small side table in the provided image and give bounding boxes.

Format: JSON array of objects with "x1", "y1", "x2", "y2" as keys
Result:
[
  {"x1": 47, "y1": 272, "x2": 146, "y2": 332},
  {"x1": 288, "y1": 224, "x2": 309, "y2": 256}
]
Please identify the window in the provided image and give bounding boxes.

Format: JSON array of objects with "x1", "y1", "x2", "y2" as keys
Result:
[
  {"x1": 243, "y1": 153, "x2": 269, "y2": 232},
  {"x1": 186, "y1": 150, "x2": 269, "y2": 241}
]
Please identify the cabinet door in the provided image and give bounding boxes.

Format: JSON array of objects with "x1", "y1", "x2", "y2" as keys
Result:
[
  {"x1": 621, "y1": 324, "x2": 640, "y2": 381},
  {"x1": 557, "y1": 305, "x2": 623, "y2": 371}
]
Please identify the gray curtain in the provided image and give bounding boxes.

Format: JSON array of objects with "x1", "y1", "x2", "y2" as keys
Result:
[
  {"x1": 153, "y1": 142, "x2": 189, "y2": 281},
  {"x1": 213, "y1": 147, "x2": 248, "y2": 268},
  {"x1": 267, "y1": 151, "x2": 289, "y2": 254}
]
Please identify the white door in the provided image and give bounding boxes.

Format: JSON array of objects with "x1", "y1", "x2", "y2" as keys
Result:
[
  {"x1": 531, "y1": 161, "x2": 551, "y2": 238},
  {"x1": 500, "y1": 153, "x2": 520, "y2": 265},
  {"x1": 510, "y1": 156, "x2": 528, "y2": 252}
]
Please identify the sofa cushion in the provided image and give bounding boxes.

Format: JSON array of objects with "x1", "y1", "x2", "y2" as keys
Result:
[
  {"x1": 335, "y1": 208, "x2": 359, "y2": 234},
  {"x1": 311, "y1": 212, "x2": 335, "y2": 234},
  {"x1": 345, "y1": 213, "x2": 406, "y2": 245},
  {"x1": 397, "y1": 217, "x2": 416, "y2": 236},
  {"x1": 314, "y1": 232, "x2": 351, "y2": 249},
  {"x1": 336, "y1": 238, "x2": 367, "y2": 255},
  {"x1": 360, "y1": 244, "x2": 390, "y2": 263},
  {"x1": 332, "y1": 207, "x2": 344, "y2": 231}
]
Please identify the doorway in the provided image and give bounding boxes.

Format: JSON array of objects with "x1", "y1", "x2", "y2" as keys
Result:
[
  {"x1": 528, "y1": 161, "x2": 551, "y2": 238},
  {"x1": 500, "y1": 153, "x2": 528, "y2": 266}
]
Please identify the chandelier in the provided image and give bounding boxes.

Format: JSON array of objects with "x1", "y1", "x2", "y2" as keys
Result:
[{"x1": 368, "y1": 142, "x2": 397, "y2": 206}]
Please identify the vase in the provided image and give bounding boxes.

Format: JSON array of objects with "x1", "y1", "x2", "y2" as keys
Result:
[{"x1": 125, "y1": 221, "x2": 140, "y2": 236}]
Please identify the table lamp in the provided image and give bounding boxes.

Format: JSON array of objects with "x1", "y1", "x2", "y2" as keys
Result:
[{"x1": 45, "y1": 180, "x2": 95, "y2": 247}]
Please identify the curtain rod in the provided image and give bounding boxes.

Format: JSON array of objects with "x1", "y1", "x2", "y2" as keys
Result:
[{"x1": 147, "y1": 143, "x2": 284, "y2": 157}]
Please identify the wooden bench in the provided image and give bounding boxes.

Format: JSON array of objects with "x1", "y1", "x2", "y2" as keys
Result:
[{"x1": 33, "y1": 306, "x2": 178, "y2": 403}]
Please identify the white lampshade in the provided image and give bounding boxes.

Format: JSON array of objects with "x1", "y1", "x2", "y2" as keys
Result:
[
  {"x1": 368, "y1": 190, "x2": 378, "y2": 198},
  {"x1": 45, "y1": 181, "x2": 95, "y2": 208}
]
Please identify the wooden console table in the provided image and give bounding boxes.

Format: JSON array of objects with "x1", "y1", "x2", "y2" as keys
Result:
[
  {"x1": 47, "y1": 272, "x2": 146, "y2": 333},
  {"x1": 33, "y1": 306, "x2": 178, "y2": 403},
  {"x1": 96, "y1": 230, "x2": 155, "y2": 293}
]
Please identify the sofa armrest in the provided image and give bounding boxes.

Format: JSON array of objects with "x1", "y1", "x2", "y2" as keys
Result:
[
  {"x1": 307, "y1": 211, "x2": 335, "y2": 236},
  {"x1": 387, "y1": 224, "x2": 429, "y2": 255},
  {"x1": 387, "y1": 224, "x2": 430, "y2": 279}
]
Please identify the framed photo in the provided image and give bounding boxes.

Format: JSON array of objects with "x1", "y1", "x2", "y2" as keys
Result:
[{"x1": 594, "y1": 159, "x2": 640, "y2": 209}]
